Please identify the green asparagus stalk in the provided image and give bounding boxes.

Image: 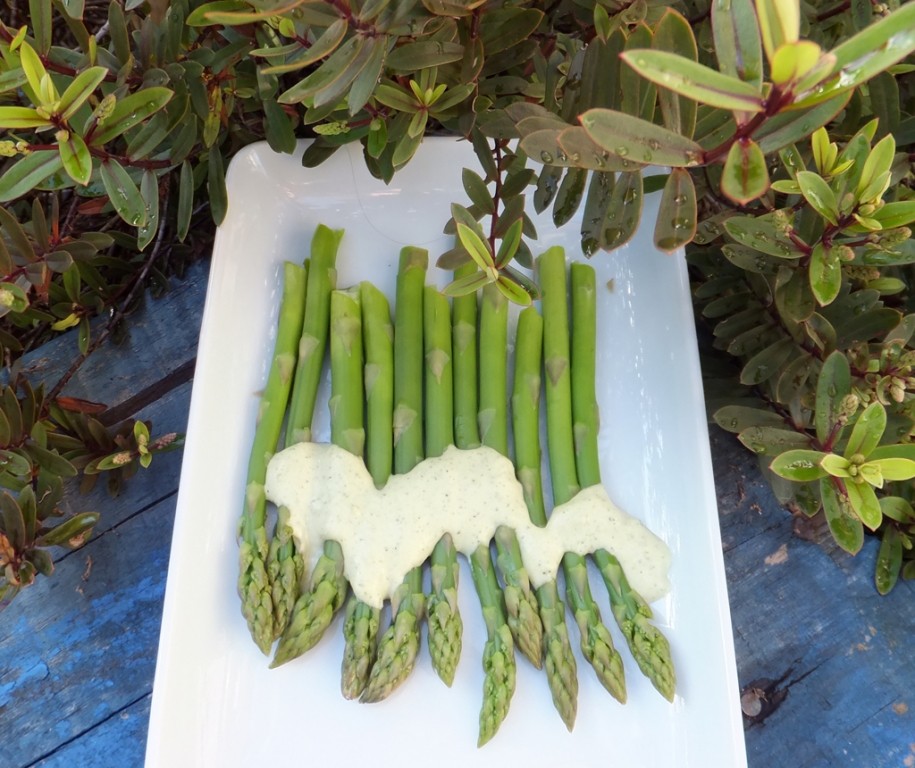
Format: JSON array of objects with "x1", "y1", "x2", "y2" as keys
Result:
[
  {"x1": 479, "y1": 283, "x2": 543, "y2": 669},
  {"x1": 569, "y1": 263, "x2": 676, "y2": 702},
  {"x1": 361, "y1": 246, "x2": 428, "y2": 703},
  {"x1": 340, "y1": 281, "x2": 393, "y2": 699},
  {"x1": 470, "y1": 546, "x2": 517, "y2": 747},
  {"x1": 272, "y1": 286, "x2": 365, "y2": 668},
  {"x1": 539, "y1": 247, "x2": 626, "y2": 703},
  {"x1": 511, "y1": 305, "x2": 578, "y2": 730},
  {"x1": 452, "y1": 263, "x2": 481, "y2": 451},
  {"x1": 239, "y1": 261, "x2": 307, "y2": 654},
  {"x1": 424, "y1": 285, "x2": 463, "y2": 687}
]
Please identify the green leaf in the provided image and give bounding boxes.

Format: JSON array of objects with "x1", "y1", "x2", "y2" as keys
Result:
[
  {"x1": 373, "y1": 82, "x2": 419, "y2": 112},
  {"x1": 495, "y1": 273, "x2": 533, "y2": 306},
  {"x1": 820, "y1": 452, "x2": 851, "y2": 477},
  {"x1": 738, "y1": 426, "x2": 811, "y2": 456},
  {"x1": 0, "y1": 106, "x2": 54, "y2": 129},
  {"x1": 494, "y1": 218, "x2": 523, "y2": 269},
  {"x1": 856, "y1": 133, "x2": 895, "y2": 201},
  {"x1": 809, "y1": 243, "x2": 842, "y2": 306},
  {"x1": 386, "y1": 40, "x2": 464, "y2": 71},
  {"x1": 712, "y1": 0, "x2": 763, "y2": 86},
  {"x1": 755, "y1": 93, "x2": 851, "y2": 154},
  {"x1": 30, "y1": 0, "x2": 53, "y2": 54},
  {"x1": 261, "y1": 19, "x2": 348, "y2": 73},
  {"x1": 875, "y1": 525, "x2": 902, "y2": 595},
  {"x1": 57, "y1": 67, "x2": 108, "y2": 120},
  {"x1": 721, "y1": 139, "x2": 769, "y2": 205},
  {"x1": 187, "y1": 0, "x2": 274, "y2": 25},
  {"x1": 867, "y1": 458, "x2": 915, "y2": 482},
  {"x1": 99, "y1": 159, "x2": 146, "y2": 227},
  {"x1": 844, "y1": 401, "x2": 886, "y2": 459},
  {"x1": 796, "y1": 171, "x2": 838, "y2": 224},
  {"x1": 651, "y1": 10, "x2": 699, "y2": 137},
  {"x1": 177, "y1": 160, "x2": 193, "y2": 242},
  {"x1": 456, "y1": 223, "x2": 495, "y2": 272},
  {"x1": 579, "y1": 109, "x2": 703, "y2": 167},
  {"x1": 443, "y1": 268, "x2": 492, "y2": 297},
  {"x1": 845, "y1": 479, "x2": 881, "y2": 529},
  {"x1": 755, "y1": 0, "x2": 799, "y2": 61},
  {"x1": 880, "y1": 496, "x2": 915, "y2": 523},
  {"x1": 739, "y1": 335, "x2": 795, "y2": 384},
  {"x1": 602, "y1": 170, "x2": 642, "y2": 251},
  {"x1": 714, "y1": 405, "x2": 788, "y2": 433},
  {"x1": 59, "y1": 133, "x2": 93, "y2": 186},
  {"x1": 0, "y1": 69, "x2": 29, "y2": 95},
  {"x1": 0, "y1": 492, "x2": 26, "y2": 549},
  {"x1": 35, "y1": 511, "x2": 100, "y2": 547},
  {"x1": 552, "y1": 167, "x2": 586, "y2": 228},
  {"x1": 724, "y1": 215, "x2": 798, "y2": 258},
  {"x1": 620, "y1": 50, "x2": 764, "y2": 112},
  {"x1": 480, "y1": 7, "x2": 544, "y2": 55},
  {"x1": 821, "y1": 478, "x2": 864, "y2": 554},
  {"x1": 0, "y1": 151, "x2": 64, "y2": 204},
  {"x1": 462, "y1": 168, "x2": 494, "y2": 214},
  {"x1": 0, "y1": 207, "x2": 35, "y2": 263},
  {"x1": 90, "y1": 87, "x2": 174, "y2": 145},
  {"x1": 208, "y1": 149, "x2": 227, "y2": 226},
  {"x1": 870, "y1": 202, "x2": 915, "y2": 230},
  {"x1": 653, "y1": 168, "x2": 696, "y2": 252},
  {"x1": 815, "y1": 350, "x2": 851, "y2": 446},
  {"x1": 770, "y1": 41, "x2": 827, "y2": 89},
  {"x1": 60, "y1": 0, "x2": 85, "y2": 18},
  {"x1": 770, "y1": 448, "x2": 829, "y2": 481},
  {"x1": 137, "y1": 170, "x2": 160, "y2": 251},
  {"x1": 347, "y1": 36, "x2": 387, "y2": 115}
]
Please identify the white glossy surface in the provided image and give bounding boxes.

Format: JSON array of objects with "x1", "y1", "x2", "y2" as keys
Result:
[{"x1": 145, "y1": 139, "x2": 748, "y2": 768}]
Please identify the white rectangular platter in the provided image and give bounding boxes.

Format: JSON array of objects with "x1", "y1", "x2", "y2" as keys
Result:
[{"x1": 146, "y1": 138, "x2": 748, "y2": 768}]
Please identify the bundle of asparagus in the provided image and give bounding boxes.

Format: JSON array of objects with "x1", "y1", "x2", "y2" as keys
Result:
[{"x1": 235, "y1": 226, "x2": 676, "y2": 745}]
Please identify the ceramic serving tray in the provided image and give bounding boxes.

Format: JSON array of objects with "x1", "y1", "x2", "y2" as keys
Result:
[{"x1": 145, "y1": 138, "x2": 748, "y2": 768}]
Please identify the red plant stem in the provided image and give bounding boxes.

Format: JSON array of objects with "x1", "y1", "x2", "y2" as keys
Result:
[
  {"x1": 703, "y1": 87, "x2": 793, "y2": 165},
  {"x1": 27, "y1": 143, "x2": 171, "y2": 170}
]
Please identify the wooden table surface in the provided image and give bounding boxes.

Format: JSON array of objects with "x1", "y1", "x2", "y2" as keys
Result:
[{"x1": 1, "y1": 256, "x2": 913, "y2": 767}]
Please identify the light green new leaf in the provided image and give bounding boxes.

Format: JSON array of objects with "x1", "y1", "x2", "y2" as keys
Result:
[
  {"x1": 871, "y1": 202, "x2": 915, "y2": 230},
  {"x1": 654, "y1": 168, "x2": 696, "y2": 252},
  {"x1": 868, "y1": 458, "x2": 915, "y2": 482},
  {"x1": 57, "y1": 67, "x2": 108, "y2": 120},
  {"x1": 456, "y1": 223, "x2": 495, "y2": 272},
  {"x1": 580, "y1": 108, "x2": 703, "y2": 167},
  {"x1": 494, "y1": 218, "x2": 523, "y2": 268},
  {"x1": 90, "y1": 87, "x2": 173, "y2": 145},
  {"x1": 856, "y1": 133, "x2": 895, "y2": 201},
  {"x1": 844, "y1": 479, "x2": 881, "y2": 529},
  {"x1": 808, "y1": 243, "x2": 842, "y2": 306},
  {"x1": 0, "y1": 107, "x2": 53, "y2": 130},
  {"x1": 59, "y1": 133, "x2": 93, "y2": 186},
  {"x1": 620, "y1": 50, "x2": 763, "y2": 113},
  {"x1": 770, "y1": 448, "x2": 829, "y2": 481},
  {"x1": 820, "y1": 453, "x2": 851, "y2": 477},
  {"x1": 721, "y1": 138, "x2": 769, "y2": 205},
  {"x1": 0, "y1": 151, "x2": 64, "y2": 203},
  {"x1": 712, "y1": 0, "x2": 763, "y2": 86},
  {"x1": 770, "y1": 41, "x2": 823, "y2": 87},
  {"x1": 495, "y1": 274, "x2": 533, "y2": 306},
  {"x1": 0, "y1": 69, "x2": 29, "y2": 95},
  {"x1": 442, "y1": 268, "x2": 492, "y2": 297},
  {"x1": 815, "y1": 350, "x2": 851, "y2": 445},
  {"x1": 18, "y1": 42, "x2": 49, "y2": 101},
  {"x1": 755, "y1": 0, "x2": 799, "y2": 61},
  {"x1": 844, "y1": 401, "x2": 886, "y2": 459},
  {"x1": 820, "y1": 478, "x2": 864, "y2": 554},
  {"x1": 100, "y1": 159, "x2": 146, "y2": 227}
]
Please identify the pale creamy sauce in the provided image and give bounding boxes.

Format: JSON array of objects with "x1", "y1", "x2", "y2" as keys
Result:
[{"x1": 265, "y1": 442, "x2": 671, "y2": 609}]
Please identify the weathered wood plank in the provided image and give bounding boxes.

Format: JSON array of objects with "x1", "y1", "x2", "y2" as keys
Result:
[
  {"x1": 710, "y1": 427, "x2": 915, "y2": 768},
  {"x1": 0, "y1": 489, "x2": 175, "y2": 768},
  {"x1": 30, "y1": 695, "x2": 150, "y2": 768}
]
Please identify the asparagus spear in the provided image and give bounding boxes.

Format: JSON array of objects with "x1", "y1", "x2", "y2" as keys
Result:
[
  {"x1": 451, "y1": 267, "x2": 516, "y2": 742},
  {"x1": 539, "y1": 246, "x2": 626, "y2": 703},
  {"x1": 479, "y1": 283, "x2": 543, "y2": 669},
  {"x1": 238, "y1": 261, "x2": 307, "y2": 654},
  {"x1": 511, "y1": 305, "x2": 578, "y2": 730},
  {"x1": 569, "y1": 263, "x2": 676, "y2": 702},
  {"x1": 340, "y1": 281, "x2": 392, "y2": 699},
  {"x1": 272, "y1": 285, "x2": 364, "y2": 668},
  {"x1": 361, "y1": 246, "x2": 427, "y2": 703},
  {"x1": 424, "y1": 285, "x2": 463, "y2": 686}
]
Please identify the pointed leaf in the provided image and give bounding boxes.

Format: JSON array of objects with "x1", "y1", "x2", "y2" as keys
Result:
[
  {"x1": 621, "y1": 50, "x2": 763, "y2": 112},
  {"x1": 494, "y1": 218, "x2": 523, "y2": 268},
  {"x1": 651, "y1": 10, "x2": 699, "y2": 137},
  {"x1": 871, "y1": 202, "x2": 915, "y2": 230},
  {"x1": 844, "y1": 401, "x2": 886, "y2": 459},
  {"x1": 654, "y1": 168, "x2": 696, "y2": 252},
  {"x1": 809, "y1": 243, "x2": 842, "y2": 306},
  {"x1": 208, "y1": 149, "x2": 227, "y2": 226},
  {"x1": 579, "y1": 109, "x2": 703, "y2": 167},
  {"x1": 59, "y1": 133, "x2": 93, "y2": 186},
  {"x1": 796, "y1": 171, "x2": 838, "y2": 224},
  {"x1": 456, "y1": 223, "x2": 495, "y2": 272},
  {"x1": 770, "y1": 448, "x2": 829, "y2": 481},
  {"x1": 845, "y1": 479, "x2": 882, "y2": 529},
  {"x1": 740, "y1": 336, "x2": 795, "y2": 384},
  {"x1": 261, "y1": 19, "x2": 348, "y2": 73},
  {"x1": 57, "y1": 67, "x2": 108, "y2": 120},
  {"x1": 35, "y1": 511, "x2": 100, "y2": 547},
  {"x1": 0, "y1": 151, "x2": 64, "y2": 204},
  {"x1": 177, "y1": 160, "x2": 193, "y2": 242},
  {"x1": 756, "y1": 93, "x2": 851, "y2": 154},
  {"x1": 442, "y1": 269, "x2": 492, "y2": 297},
  {"x1": 868, "y1": 458, "x2": 915, "y2": 482},
  {"x1": 602, "y1": 170, "x2": 643, "y2": 251},
  {"x1": 137, "y1": 170, "x2": 160, "y2": 251},
  {"x1": 0, "y1": 106, "x2": 54, "y2": 129},
  {"x1": 462, "y1": 168, "x2": 494, "y2": 213},
  {"x1": 875, "y1": 525, "x2": 902, "y2": 595},
  {"x1": 724, "y1": 215, "x2": 799, "y2": 258},
  {"x1": 821, "y1": 478, "x2": 864, "y2": 554},
  {"x1": 815, "y1": 350, "x2": 851, "y2": 445},
  {"x1": 820, "y1": 453, "x2": 852, "y2": 477},
  {"x1": 721, "y1": 138, "x2": 769, "y2": 205},
  {"x1": 90, "y1": 87, "x2": 173, "y2": 145},
  {"x1": 552, "y1": 167, "x2": 586, "y2": 228},
  {"x1": 712, "y1": 0, "x2": 763, "y2": 86},
  {"x1": 99, "y1": 159, "x2": 146, "y2": 227},
  {"x1": 495, "y1": 274, "x2": 533, "y2": 306}
]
